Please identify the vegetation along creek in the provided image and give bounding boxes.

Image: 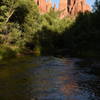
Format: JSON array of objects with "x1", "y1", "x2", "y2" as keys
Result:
[{"x1": 0, "y1": 0, "x2": 100, "y2": 100}]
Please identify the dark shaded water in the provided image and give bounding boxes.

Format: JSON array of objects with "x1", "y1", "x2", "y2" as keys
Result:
[{"x1": 0, "y1": 57, "x2": 100, "y2": 100}]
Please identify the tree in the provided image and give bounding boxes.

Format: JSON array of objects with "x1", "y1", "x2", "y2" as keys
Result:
[{"x1": 0, "y1": 0, "x2": 41, "y2": 53}]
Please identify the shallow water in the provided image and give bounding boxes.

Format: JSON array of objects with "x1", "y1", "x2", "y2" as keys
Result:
[{"x1": 0, "y1": 57, "x2": 100, "y2": 100}]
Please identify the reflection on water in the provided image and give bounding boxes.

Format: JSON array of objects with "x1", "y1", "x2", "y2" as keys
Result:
[{"x1": 0, "y1": 57, "x2": 100, "y2": 100}]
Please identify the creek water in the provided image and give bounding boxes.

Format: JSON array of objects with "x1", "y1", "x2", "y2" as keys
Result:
[{"x1": 0, "y1": 56, "x2": 100, "y2": 100}]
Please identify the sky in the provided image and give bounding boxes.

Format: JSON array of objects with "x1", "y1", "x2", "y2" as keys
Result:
[
  {"x1": 52, "y1": 0, "x2": 95, "y2": 8},
  {"x1": 87, "y1": 0, "x2": 95, "y2": 6}
]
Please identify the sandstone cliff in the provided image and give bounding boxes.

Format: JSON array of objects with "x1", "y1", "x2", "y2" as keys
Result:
[{"x1": 35, "y1": 0, "x2": 91, "y2": 18}]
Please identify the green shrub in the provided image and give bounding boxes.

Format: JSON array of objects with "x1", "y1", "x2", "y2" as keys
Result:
[
  {"x1": 0, "y1": 35, "x2": 5, "y2": 44},
  {"x1": 33, "y1": 46, "x2": 41, "y2": 56},
  {"x1": 0, "y1": 46, "x2": 16, "y2": 60}
]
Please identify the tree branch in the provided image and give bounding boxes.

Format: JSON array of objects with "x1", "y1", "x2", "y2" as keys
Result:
[{"x1": 5, "y1": 9, "x2": 15, "y2": 23}]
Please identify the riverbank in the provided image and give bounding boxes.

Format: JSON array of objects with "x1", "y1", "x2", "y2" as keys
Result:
[
  {"x1": 0, "y1": 46, "x2": 100, "y2": 62},
  {"x1": 0, "y1": 44, "x2": 41, "y2": 60}
]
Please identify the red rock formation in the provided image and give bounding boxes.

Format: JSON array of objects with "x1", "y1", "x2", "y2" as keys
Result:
[
  {"x1": 46, "y1": 0, "x2": 52, "y2": 12},
  {"x1": 53, "y1": 3, "x2": 57, "y2": 11},
  {"x1": 35, "y1": 0, "x2": 53, "y2": 14},
  {"x1": 35, "y1": 0, "x2": 47, "y2": 14},
  {"x1": 67, "y1": 0, "x2": 91, "y2": 16},
  {"x1": 59, "y1": 0, "x2": 68, "y2": 18},
  {"x1": 35, "y1": 0, "x2": 91, "y2": 18}
]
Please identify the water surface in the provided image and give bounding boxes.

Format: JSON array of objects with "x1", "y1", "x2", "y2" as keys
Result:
[{"x1": 0, "y1": 57, "x2": 100, "y2": 100}]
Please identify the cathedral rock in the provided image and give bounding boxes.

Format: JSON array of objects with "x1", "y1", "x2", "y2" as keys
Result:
[{"x1": 34, "y1": 0, "x2": 91, "y2": 18}]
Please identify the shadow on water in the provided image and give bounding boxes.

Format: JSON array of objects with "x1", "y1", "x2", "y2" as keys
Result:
[{"x1": 0, "y1": 57, "x2": 100, "y2": 100}]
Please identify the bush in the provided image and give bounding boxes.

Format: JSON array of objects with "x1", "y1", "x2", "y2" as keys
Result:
[
  {"x1": 0, "y1": 35, "x2": 5, "y2": 44},
  {"x1": 0, "y1": 46, "x2": 16, "y2": 60},
  {"x1": 33, "y1": 45, "x2": 41, "y2": 56}
]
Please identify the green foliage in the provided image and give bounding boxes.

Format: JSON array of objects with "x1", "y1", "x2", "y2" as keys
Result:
[
  {"x1": 37, "y1": 10, "x2": 74, "y2": 55},
  {"x1": 0, "y1": 46, "x2": 16, "y2": 60},
  {"x1": 0, "y1": 0, "x2": 41, "y2": 57},
  {"x1": 33, "y1": 45, "x2": 41, "y2": 56},
  {"x1": 41, "y1": 10, "x2": 73, "y2": 34},
  {"x1": 7, "y1": 28, "x2": 21, "y2": 44},
  {"x1": 0, "y1": 35, "x2": 5, "y2": 44},
  {"x1": 62, "y1": 0, "x2": 100, "y2": 58},
  {"x1": 0, "y1": 0, "x2": 100, "y2": 58}
]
